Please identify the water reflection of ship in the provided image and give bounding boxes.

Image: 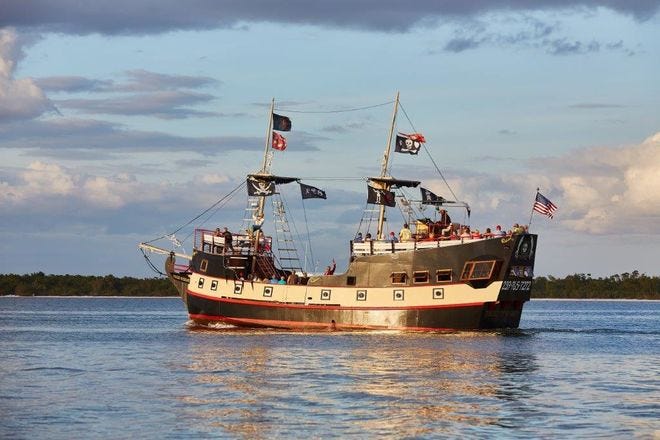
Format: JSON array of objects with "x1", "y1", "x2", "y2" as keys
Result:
[{"x1": 175, "y1": 333, "x2": 539, "y2": 436}]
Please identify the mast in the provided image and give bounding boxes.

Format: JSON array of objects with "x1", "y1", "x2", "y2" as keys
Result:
[
  {"x1": 256, "y1": 98, "x2": 275, "y2": 220},
  {"x1": 376, "y1": 91, "x2": 400, "y2": 240}
]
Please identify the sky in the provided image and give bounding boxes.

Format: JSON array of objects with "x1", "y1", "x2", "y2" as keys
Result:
[{"x1": 1, "y1": 1, "x2": 659, "y2": 278}]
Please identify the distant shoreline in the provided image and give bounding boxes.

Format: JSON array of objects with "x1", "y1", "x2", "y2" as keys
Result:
[{"x1": 1, "y1": 272, "x2": 658, "y2": 300}]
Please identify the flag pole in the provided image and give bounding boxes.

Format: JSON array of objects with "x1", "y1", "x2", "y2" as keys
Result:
[
  {"x1": 528, "y1": 188, "x2": 539, "y2": 230},
  {"x1": 260, "y1": 98, "x2": 275, "y2": 174},
  {"x1": 253, "y1": 98, "x2": 275, "y2": 255},
  {"x1": 376, "y1": 91, "x2": 400, "y2": 240}
]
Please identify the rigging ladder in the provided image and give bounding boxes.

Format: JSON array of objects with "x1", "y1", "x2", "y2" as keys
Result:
[{"x1": 272, "y1": 194, "x2": 303, "y2": 273}]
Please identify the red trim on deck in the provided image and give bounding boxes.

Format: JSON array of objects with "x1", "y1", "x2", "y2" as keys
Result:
[{"x1": 186, "y1": 289, "x2": 485, "y2": 311}]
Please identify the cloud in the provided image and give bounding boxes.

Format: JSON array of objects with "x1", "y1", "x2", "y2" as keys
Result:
[
  {"x1": 1, "y1": 1, "x2": 658, "y2": 35},
  {"x1": 0, "y1": 117, "x2": 320, "y2": 156},
  {"x1": 56, "y1": 90, "x2": 218, "y2": 119},
  {"x1": 0, "y1": 28, "x2": 54, "y2": 121},
  {"x1": 568, "y1": 103, "x2": 627, "y2": 109}
]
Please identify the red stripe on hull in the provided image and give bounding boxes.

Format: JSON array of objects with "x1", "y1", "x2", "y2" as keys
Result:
[{"x1": 188, "y1": 313, "x2": 455, "y2": 332}]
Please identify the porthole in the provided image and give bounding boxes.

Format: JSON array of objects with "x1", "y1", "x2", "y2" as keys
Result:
[
  {"x1": 263, "y1": 286, "x2": 273, "y2": 297},
  {"x1": 356, "y1": 290, "x2": 367, "y2": 301},
  {"x1": 433, "y1": 288, "x2": 444, "y2": 299},
  {"x1": 210, "y1": 280, "x2": 218, "y2": 291},
  {"x1": 393, "y1": 290, "x2": 404, "y2": 301},
  {"x1": 321, "y1": 289, "x2": 331, "y2": 301},
  {"x1": 197, "y1": 278, "x2": 204, "y2": 289}
]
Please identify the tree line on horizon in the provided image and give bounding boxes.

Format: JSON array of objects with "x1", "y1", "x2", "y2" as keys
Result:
[{"x1": 0, "y1": 271, "x2": 658, "y2": 299}]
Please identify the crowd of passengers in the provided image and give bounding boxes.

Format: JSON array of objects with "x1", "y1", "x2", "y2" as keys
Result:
[
  {"x1": 354, "y1": 221, "x2": 528, "y2": 244},
  {"x1": 232, "y1": 270, "x2": 312, "y2": 285}
]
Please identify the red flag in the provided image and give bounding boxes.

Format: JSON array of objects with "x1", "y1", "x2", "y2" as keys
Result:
[
  {"x1": 272, "y1": 132, "x2": 287, "y2": 151},
  {"x1": 408, "y1": 133, "x2": 426, "y2": 143}
]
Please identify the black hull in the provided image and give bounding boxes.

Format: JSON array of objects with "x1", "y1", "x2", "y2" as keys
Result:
[{"x1": 186, "y1": 291, "x2": 524, "y2": 331}]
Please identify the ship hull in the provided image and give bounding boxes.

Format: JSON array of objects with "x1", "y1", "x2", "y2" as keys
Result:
[
  {"x1": 168, "y1": 234, "x2": 536, "y2": 331},
  {"x1": 186, "y1": 291, "x2": 524, "y2": 330}
]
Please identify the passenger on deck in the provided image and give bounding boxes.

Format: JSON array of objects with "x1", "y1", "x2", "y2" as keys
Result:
[
  {"x1": 471, "y1": 229, "x2": 482, "y2": 239},
  {"x1": 460, "y1": 227, "x2": 471, "y2": 238},
  {"x1": 223, "y1": 227, "x2": 234, "y2": 253},
  {"x1": 512, "y1": 223, "x2": 525, "y2": 234},
  {"x1": 364, "y1": 233, "x2": 372, "y2": 241},
  {"x1": 483, "y1": 227, "x2": 493, "y2": 238},
  {"x1": 438, "y1": 209, "x2": 451, "y2": 227},
  {"x1": 441, "y1": 222, "x2": 453, "y2": 237},
  {"x1": 278, "y1": 276, "x2": 286, "y2": 285},
  {"x1": 493, "y1": 225, "x2": 506, "y2": 237},
  {"x1": 399, "y1": 224, "x2": 412, "y2": 242},
  {"x1": 387, "y1": 231, "x2": 398, "y2": 243},
  {"x1": 324, "y1": 259, "x2": 336, "y2": 275},
  {"x1": 287, "y1": 272, "x2": 298, "y2": 285},
  {"x1": 270, "y1": 275, "x2": 278, "y2": 284},
  {"x1": 354, "y1": 232, "x2": 364, "y2": 243}
]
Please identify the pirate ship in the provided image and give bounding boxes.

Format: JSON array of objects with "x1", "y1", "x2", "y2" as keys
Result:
[{"x1": 139, "y1": 94, "x2": 537, "y2": 330}]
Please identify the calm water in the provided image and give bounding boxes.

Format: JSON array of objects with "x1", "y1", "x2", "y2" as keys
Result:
[{"x1": 0, "y1": 298, "x2": 658, "y2": 439}]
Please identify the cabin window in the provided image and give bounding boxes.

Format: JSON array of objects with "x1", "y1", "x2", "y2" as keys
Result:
[
  {"x1": 391, "y1": 272, "x2": 408, "y2": 285},
  {"x1": 413, "y1": 271, "x2": 430, "y2": 284},
  {"x1": 393, "y1": 290, "x2": 404, "y2": 301},
  {"x1": 436, "y1": 269, "x2": 452, "y2": 283},
  {"x1": 346, "y1": 276, "x2": 356, "y2": 286},
  {"x1": 321, "y1": 289, "x2": 331, "y2": 301},
  {"x1": 199, "y1": 259, "x2": 209, "y2": 273},
  {"x1": 356, "y1": 290, "x2": 367, "y2": 301},
  {"x1": 210, "y1": 280, "x2": 218, "y2": 291},
  {"x1": 197, "y1": 278, "x2": 204, "y2": 289},
  {"x1": 460, "y1": 260, "x2": 497, "y2": 281}
]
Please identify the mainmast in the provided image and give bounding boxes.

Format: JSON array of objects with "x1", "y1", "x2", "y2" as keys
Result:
[
  {"x1": 376, "y1": 92, "x2": 400, "y2": 240},
  {"x1": 256, "y1": 98, "x2": 275, "y2": 220}
]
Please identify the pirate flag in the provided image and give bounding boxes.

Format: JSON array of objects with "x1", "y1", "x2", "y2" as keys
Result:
[
  {"x1": 367, "y1": 185, "x2": 396, "y2": 207},
  {"x1": 247, "y1": 177, "x2": 275, "y2": 196},
  {"x1": 300, "y1": 183, "x2": 327, "y2": 199}
]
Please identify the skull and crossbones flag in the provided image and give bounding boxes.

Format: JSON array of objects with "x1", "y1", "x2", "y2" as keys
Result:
[
  {"x1": 272, "y1": 113, "x2": 292, "y2": 131},
  {"x1": 367, "y1": 185, "x2": 396, "y2": 207},
  {"x1": 300, "y1": 183, "x2": 327, "y2": 200},
  {"x1": 247, "y1": 177, "x2": 275, "y2": 196},
  {"x1": 395, "y1": 133, "x2": 425, "y2": 155},
  {"x1": 420, "y1": 187, "x2": 446, "y2": 205}
]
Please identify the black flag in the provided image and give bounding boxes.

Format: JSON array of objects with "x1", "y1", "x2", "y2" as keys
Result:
[
  {"x1": 300, "y1": 183, "x2": 327, "y2": 200},
  {"x1": 367, "y1": 185, "x2": 396, "y2": 207},
  {"x1": 420, "y1": 187, "x2": 446, "y2": 205},
  {"x1": 247, "y1": 177, "x2": 275, "y2": 196},
  {"x1": 395, "y1": 134, "x2": 422, "y2": 155},
  {"x1": 272, "y1": 113, "x2": 292, "y2": 131}
]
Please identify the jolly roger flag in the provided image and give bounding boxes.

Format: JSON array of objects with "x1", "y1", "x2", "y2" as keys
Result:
[
  {"x1": 395, "y1": 133, "x2": 423, "y2": 155},
  {"x1": 272, "y1": 113, "x2": 292, "y2": 131},
  {"x1": 367, "y1": 185, "x2": 396, "y2": 207},
  {"x1": 300, "y1": 183, "x2": 327, "y2": 200},
  {"x1": 420, "y1": 187, "x2": 446, "y2": 205},
  {"x1": 247, "y1": 177, "x2": 275, "y2": 196}
]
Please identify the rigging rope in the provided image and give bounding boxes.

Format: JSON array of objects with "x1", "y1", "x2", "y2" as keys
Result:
[
  {"x1": 144, "y1": 180, "x2": 246, "y2": 245},
  {"x1": 275, "y1": 100, "x2": 394, "y2": 114},
  {"x1": 399, "y1": 103, "x2": 460, "y2": 203}
]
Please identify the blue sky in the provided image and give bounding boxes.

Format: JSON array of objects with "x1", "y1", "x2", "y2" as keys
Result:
[{"x1": 1, "y1": 1, "x2": 659, "y2": 278}]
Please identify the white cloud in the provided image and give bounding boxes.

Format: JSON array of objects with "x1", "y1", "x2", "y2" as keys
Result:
[
  {"x1": 0, "y1": 28, "x2": 53, "y2": 121},
  {"x1": 552, "y1": 133, "x2": 660, "y2": 234}
]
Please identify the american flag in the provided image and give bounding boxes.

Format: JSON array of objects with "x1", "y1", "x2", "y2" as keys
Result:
[{"x1": 533, "y1": 192, "x2": 558, "y2": 218}]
